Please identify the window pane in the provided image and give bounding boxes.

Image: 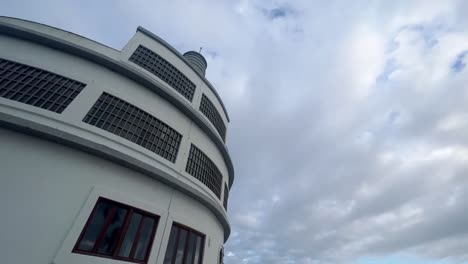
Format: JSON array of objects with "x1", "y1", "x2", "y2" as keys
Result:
[
  {"x1": 118, "y1": 213, "x2": 142, "y2": 258},
  {"x1": 0, "y1": 58, "x2": 85, "y2": 114},
  {"x1": 74, "y1": 198, "x2": 160, "y2": 262},
  {"x1": 163, "y1": 226, "x2": 179, "y2": 264},
  {"x1": 77, "y1": 201, "x2": 112, "y2": 251},
  {"x1": 184, "y1": 232, "x2": 196, "y2": 264},
  {"x1": 97, "y1": 207, "x2": 128, "y2": 255},
  {"x1": 83, "y1": 93, "x2": 182, "y2": 163},
  {"x1": 134, "y1": 217, "x2": 156, "y2": 260},
  {"x1": 219, "y1": 247, "x2": 224, "y2": 264},
  {"x1": 193, "y1": 236, "x2": 203, "y2": 264},
  {"x1": 174, "y1": 229, "x2": 188, "y2": 264}
]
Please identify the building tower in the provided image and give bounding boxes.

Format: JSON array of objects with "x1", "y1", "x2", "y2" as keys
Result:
[{"x1": 0, "y1": 17, "x2": 233, "y2": 264}]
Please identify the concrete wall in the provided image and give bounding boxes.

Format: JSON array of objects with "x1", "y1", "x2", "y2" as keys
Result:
[
  {"x1": 122, "y1": 31, "x2": 230, "y2": 128},
  {"x1": 0, "y1": 16, "x2": 232, "y2": 264},
  {"x1": 0, "y1": 16, "x2": 230, "y2": 142},
  {"x1": 0, "y1": 128, "x2": 224, "y2": 264},
  {"x1": 0, "y1": 33, "x2": 229, "y2": 211}
]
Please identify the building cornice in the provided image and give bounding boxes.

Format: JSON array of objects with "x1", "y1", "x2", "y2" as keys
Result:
[
  {"x1": 0, "y1": 112, "x2": 231, "y2": 241},
  {"x1": 0, "y1": 17, "x2": 234, "y2": 188}
]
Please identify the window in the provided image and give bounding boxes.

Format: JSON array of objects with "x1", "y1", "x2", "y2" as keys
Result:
[
  {"x1": 129, "y1": 45, "x2": 196, "y2": 102},
  {"x1": 186, "y1": 144, "x2": 223, "y2": 198},
  {"x1": 219, "y1": 247, "x2": 224, "y2": 264},
  {"x1": 0, "y1": 58, "x2": 85, "y2": 113},
  {"x1": 73, "y1": 197, "x2": 159, "y2": 263},
  {"x1": 223, "y1": 184, "x2": 229, "y2": 211},
  {"x1": 199, "y1": 94, "x2": 226, "y2": 141},
  {"x1": 83, "y1": 93, "x2": 182, "y2": 163},
  {"x1": 163, "y1": 223, "x2": 205, "y2": 264}
]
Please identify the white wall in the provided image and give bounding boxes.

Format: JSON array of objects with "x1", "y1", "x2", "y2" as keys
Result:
[
  {"x1": 0, "y1": 33, "x2": 230, "y2": 210},
  {"x1": 0, "y1": 128, "x2": 224, "y2": 264},
  {"x1": 0, "y1": 18, "x2": 232, "y2": 264}
]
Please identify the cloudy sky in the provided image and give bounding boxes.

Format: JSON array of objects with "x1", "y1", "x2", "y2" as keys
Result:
[{"x1": 3, "y1": 0, "x2": 468, "y2": 263}]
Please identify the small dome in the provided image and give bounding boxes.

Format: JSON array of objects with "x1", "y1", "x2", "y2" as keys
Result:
[{"x1": 183, "y1": 51, "x2": 207, "y2": 76}]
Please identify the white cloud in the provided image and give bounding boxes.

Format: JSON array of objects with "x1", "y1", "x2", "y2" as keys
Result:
[
  {"x1": 4, "y1": 0, "x2": 468, "y2": 263},
  {"x1": 344, "y1": 25, "x2": 386, "y2": 99}
]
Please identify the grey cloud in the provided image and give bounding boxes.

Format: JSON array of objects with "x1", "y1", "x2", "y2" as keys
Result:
[
  {"x1": 3, "y1": 0, "x2": 468, "y2": 263},
  {"x1": 261, "y1": 6, "x2": 293, "y2": 20}
]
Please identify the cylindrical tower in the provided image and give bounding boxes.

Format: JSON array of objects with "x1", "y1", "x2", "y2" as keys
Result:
[
  {"x1": 183, "y1": 51, "x2": 208, "y2": 76},
  {"x1": 0, "y1": 16, "x2": 233, "y2": 264}
]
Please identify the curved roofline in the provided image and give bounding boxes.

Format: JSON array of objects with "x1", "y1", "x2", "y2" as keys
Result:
[
  {"x1": 0, "y1": 17, "x2": 234, "y2": 188},
  {"x1": 0, "y1": 112, "x2": 231, "y2": 241},
  {"x1": 137, "y1": 26, "x2": 230, "y2": 122},
  {"x1": 0, "y1": 16, "x2": 120, "y2": 52}
]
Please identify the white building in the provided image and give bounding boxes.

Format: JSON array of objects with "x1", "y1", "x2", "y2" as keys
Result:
[{"x1": 0, "y1": 16, "x2": 233, "y2": 264}]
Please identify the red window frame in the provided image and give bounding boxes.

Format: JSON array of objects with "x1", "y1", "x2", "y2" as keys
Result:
[
  {"x1": 165, "y1": 222, "x2": 205, "y2": 264},
  {"x1": 72, "y1": 197, "x2": 159, "y2": 264}
]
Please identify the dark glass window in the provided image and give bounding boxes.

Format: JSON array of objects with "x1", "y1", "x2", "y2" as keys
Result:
[
  {"x1": 73, "y1": 197, "x2": 159, "y2": 263},
  {"x1": 129, "y1": 45, "x2": 196, "y2": 101},
  {"x1": 219, "y1": 247, "x2": 224, "y2": 264},
  {"x1": 199, "y1": 94, "x2": 226, "y2": 141},
  {"x1": 83, "y1": 93, "x2": 182, "y2": 163},
  {"x1": 0, "y1": 58, "x2": 85, "y2": 113},
  {"x1": 185, "y1": 144, "x2": 223, "y2": 198},
  {"x1": 223, "y1": 184, "x2": 229, "y2": 211},
  {"x1": 163, "y1": 223, "x2": 205, "y2": 264}
]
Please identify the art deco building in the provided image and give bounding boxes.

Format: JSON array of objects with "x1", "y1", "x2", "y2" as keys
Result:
[{"x1": 0, "y1": 16, "x2": 233, "y2": 264}]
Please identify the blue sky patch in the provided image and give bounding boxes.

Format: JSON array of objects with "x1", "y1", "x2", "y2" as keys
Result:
[
  {"x1": 377, "y1": 59, "x2": 398, "y2": 83},
  {"x1": 358, "y1": 255, "x2": 452, "y2": 264},
  {"x1": 262, "y1": 7, "x2": 292, "y2": 20},
  {"x1": 452, "y1": 51, "x2": 468, "y2": 72}
]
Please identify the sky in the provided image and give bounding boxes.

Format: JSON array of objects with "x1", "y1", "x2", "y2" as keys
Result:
[{"x1": 2, "y1": 0, "x2": 468, "y2": 263}]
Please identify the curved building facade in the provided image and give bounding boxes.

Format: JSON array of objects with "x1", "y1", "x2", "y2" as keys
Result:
[{"x1": 0, "y1": 17, "x2": 233, "y2": 264}]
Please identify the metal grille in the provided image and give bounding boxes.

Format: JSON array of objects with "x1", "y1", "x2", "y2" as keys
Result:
[
  {"x1": 129, "y1": 45, "x2": 196, "y2": 101},
  {"x1": 0, "y1": 58, "x2": 85, "y2": 113},
  {"x1": 186, "y1": 144, "x2": 223, "y2": 198},
  {"x1": 199, "y1": 94, "x2": 226, "y2": 141},
  {"x1": 83, "y1": 93, "x2": 182, "y2": 163},
  {"x1": 223, "y1": 184, "x2": 229, "y2": 211}
]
